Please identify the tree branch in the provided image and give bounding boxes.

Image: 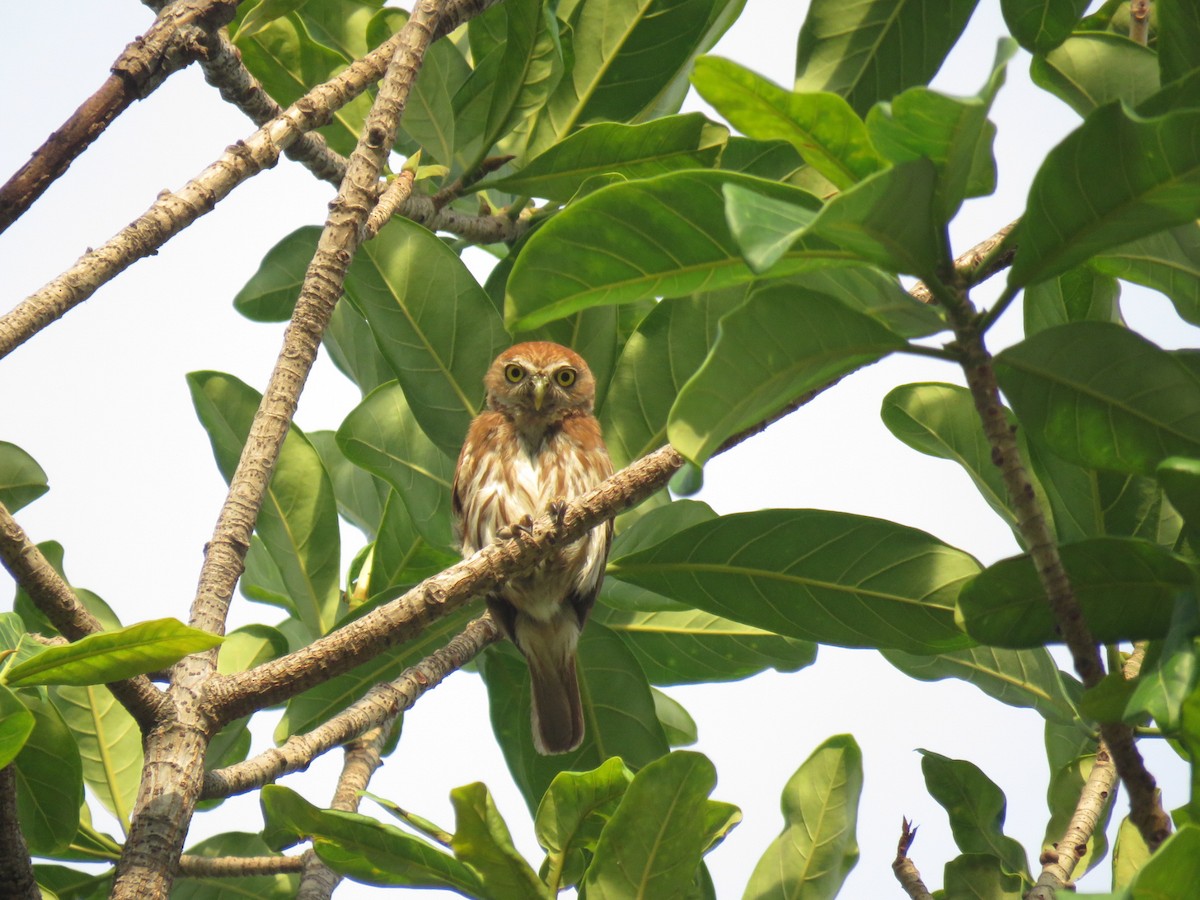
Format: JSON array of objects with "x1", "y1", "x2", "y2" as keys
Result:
[
  {"x1": 0, "y1": 500, "x2": 168, "y2": 730},
  {"x1": 176, "y1": 853, "x2": 304, "y2": 877},
  {"x1": 891, "y1": 818, "x2": 933, "y2": 900},
  {"x1": 201, "y1": 615, "x2": 500, "y2": 800},
  {"x1": 0, "y1": 766, "x2": 38, "y2": 900},
  {"x1": 0, "y1": 0, "x2": 239, "y2": 235},
  {"x1": 1030, "y1": 744, "x2": 1115, "y2": 899}
]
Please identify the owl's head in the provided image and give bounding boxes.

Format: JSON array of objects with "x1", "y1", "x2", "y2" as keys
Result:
[{"x1": 483, "y1": 341, "x2": 596, "y2": 420}]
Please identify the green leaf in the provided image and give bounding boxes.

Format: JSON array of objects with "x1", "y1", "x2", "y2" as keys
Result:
[
  {"x1": 881, "y1": 382, "x2": 1018, "y2": 534},
  {"x1": 5, "y1": 618, "x2": 221, "y2": 687},
  {"x1": 690, "y1": 56, "x2": 884, "y2": 189},
  {"x1": 535, "y1": 757, "x2": 632, "y2": 889},
  {"x1": 865, "y1": 40, "x2": 1014, "y2": 220},
  {"x1": 942, "y1": 853, "x2": 1027, "y2": 898},
  {"x1": 32, "y1": 864, "x2": 112, "y2": 900},
  {"x1": 1030, "y1": 33, "x2": 1160, "y2": 117},
  {"x1": 791, "y1": 266, "x2": 946, "y2": 339},
  {"x1": 527, "y1": 0, "x2": 739, "y2": 154},
  {"x1": 583, "y1": 751, "x2": 721, "y2": 899},
  {"x1": 1090, "y1": 223, "x2": 1200, "y2": 328},
  {"x1": 743, "y1": 734, "x2": 862, "y2": 899},
  {"x1": 1159, "y1": 456, "x2": 1200, "y2": 533},
  {"x1": 1121, "y1": 824, "x2": 1200, "y2": 897},
  {"x1": 309, "y1": 430, "x2": 388, "y2": 538},
  {"x1": 1009, "y1": 104, "x2": 1200, "y2": 289},
  {"x1": 1125, "y1": 598, "x2": 1199, "y2": 732},
  {"x1": 504, "y1": 170, "x2": 840, "y2": 332},
  {"x1": 881, "y1": 645, "x2": 1080, "y2": 724},
  {"x1": 188, "y1": 371, "x2": 342, "y2": 636},
  {"x1": 652, "y1": 689, "x2": 698, "y2": 747},
  {"x1": 995, "y1": 323, "x2": 1200, "y2": 475},
  {"x1": 174, "y1": 832, "x2": 299, "y2": 899},
  {"x1": 261, "y1": 785, "x2": 484, "y2": 892},
  {"x1": 49, "y1": 684, "x2": 141, "y2": 826},
  {"x1": 482, "y1": 114, "x2": 726, "y2": 201},
  {"x1": 1002, "y1": 0, "x2": 1089, "y2": 53},
  {"x1": 0, "y1": 684, "x2": 34, "y2": 769},
  {"x1": 367, "y1": 493, "x2": 459, "y2": 601},
  {"x1": 793, "y1": 0, "x2": 980, "y2": 116},
  {"x1": 595, "y1": 601, "x2": 816, "y2": 685},
  {"x1": 1024, "y1": 266, "x2": 1122, "y2": 336},
  {"x1": 0, "y1": 440, "x2": 48, "y2": 512},
  {"x1": 610, "y1": 509, "x2": 977, "y2": 653},
  {"x1": 1159, "y1": 1, "x2": 1200, "y2": 85},
  {"x1": 344, "y1": 217, "x2": 509, "y2": 458},
  {"x1": 337, "y1": 381, "x2": 457, "y2": 554},
  {"x1": 232, "y1": 225, "x2": 318, "y2": 322},
  {"x1": 920, "y1": 750, "x2": 1030, "y2": 878},
  {"x1": 450, "y1": 782, "x2": 551, "y2": 899},
  {"x1": 479, "y1": 623, "x2": 668, "y2": 814},
  {"x1": 668, "y1": 287, "x2": 907, "y2": 465},
  {"x1": 1112, "y1": 815, "x2": 1152, "y2": 891},
  {"x1": 13, "y1": 696, "x2": 82, "y2": 854},
  {"x1": 957, "y1": 537, "x2": 1197, "y2": 647}
]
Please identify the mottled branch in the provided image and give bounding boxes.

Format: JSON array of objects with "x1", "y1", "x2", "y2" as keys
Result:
[
  {"x1": 892, "y1": 818, "x2": 933, "y2": 900},
  {"x1": 176, "y1": 853, "x2": 304, "y2": 877}
]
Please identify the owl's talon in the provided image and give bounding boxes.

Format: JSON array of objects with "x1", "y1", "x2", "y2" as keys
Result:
[
  {"x1": 548, "y1": 500, "x2": 568, "y2": 530},
  {"x1": 498, "y1": 514, "x2": 535, "y2": 540}
]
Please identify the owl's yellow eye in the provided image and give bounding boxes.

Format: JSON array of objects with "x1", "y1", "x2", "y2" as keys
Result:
[
  {"x1": 504, "y1": 364, "x2": 525, "y2": 383},
  {"x1": 555, "y1": 368, "x2": 577, "y2": 387}
]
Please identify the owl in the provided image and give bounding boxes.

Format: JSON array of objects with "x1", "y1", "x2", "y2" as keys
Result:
[{"x1": 452, "y1": 342, "x2": 613, "y2": 754}]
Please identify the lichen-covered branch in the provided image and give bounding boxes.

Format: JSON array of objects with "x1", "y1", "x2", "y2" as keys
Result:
[
  {"x1": 0, "y1": 0, "x2": 239, "y2": 235},
  {"x1": 201, "y1": 615, "x2": 500, "y2": 799},
  {"x1": 0, "y1": 500, "x2": 167, "y2": 730}
]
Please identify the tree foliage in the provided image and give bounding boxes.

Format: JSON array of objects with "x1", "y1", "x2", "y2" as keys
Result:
[{"x1": 2, "y1": 0, "x2": 1200, "y2": 898}]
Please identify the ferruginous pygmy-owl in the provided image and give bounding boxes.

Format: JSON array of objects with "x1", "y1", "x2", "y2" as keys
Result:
[{"x1": 452, "y1": 341, "x2": 613, "y2": 754}]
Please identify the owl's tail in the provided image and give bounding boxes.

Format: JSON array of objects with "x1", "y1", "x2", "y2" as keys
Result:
[{"x1": 516, "y1": 615, "x2": 584, "y2": 755}]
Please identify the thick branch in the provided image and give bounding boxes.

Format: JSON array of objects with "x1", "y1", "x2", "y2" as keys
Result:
[
  {"x1": 944, "y1": 301, "x2": 1171, "y2": 850},
  {"x1": 891, "y1": 818, "x2": 933, "y2": 900},
  {"x1": 1030, "y1": 744, "x2": 1115, "y2": 899},
  {"x1": 0, "y1": 501, "x2": 167, "y2": 730},
  {"x1": 201, "y1": 615, "x2": 500, "y2": 799},
  {"x1": 0, "y1": 0, "x2": 239, "y2": 234},
  {"x1": 0, "y1": 766, "x2": 38, "y2": 900}
]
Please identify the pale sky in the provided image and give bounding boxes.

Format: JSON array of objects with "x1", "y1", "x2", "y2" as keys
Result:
[{"x1": 0, "y1": 1, "x2": 1194, "y2": 897}]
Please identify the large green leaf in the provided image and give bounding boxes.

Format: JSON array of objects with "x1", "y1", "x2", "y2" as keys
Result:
[
  {"x1": 1119, "y1": 824, "x2": 1200, "y2": 897},
  {"x1": 367, "y1": 493, "x2": 459, "y2": 602},
  {"x1": 337, "y1": 381, "x2": 457, "y2": 554},
  {"x1": 174, "y1": 832, "x2": 299, "y2": 899},
  {"x1": 479, "y1": 623, "x2": 668, "y2": 815},
  {"x1": 1009, "y1": 104, "x2": 1200, "y2": 289},
  {"x1": 1090, "y1": 223, "x2": 1200, "y2": 328},
  {"x1": 583, "y1": 751, "x2": 721, "y2": 899},
  {"x1": 920, "y1": 750, "x2": 1030, "y2": 878},
  {"x1": 690, "y1": 56, "x2": 884, "y2": 190},
  {"x1": 595, "y1": 601, "x2": 816, "y2": 685},
  {"x1": 4, "y1": 618, "x2": 222, "y2": 687},
  {"x1": 610, "y1": 509, "x2": 977, "y2": 653},
  {"x1": 450, "y1": 782, "x2": 551, "y2": 899},
  {"x1": 261, "y1": 785, "x2": 484, "y2": 892},
  {"x1": 1030, "y1": 33, "x2": 1159, "y2": 117},
  {"x1": 188, "y1": 371, "x2": 342, "y2": 636},
  {"x1": 995, "y1": 323, "x2": 1200, "y2": 475},
  {"x1": 325, "y1": 295, "x2": 397, "y2": 396},
  {"x1": 232, "y1": 225, "x2": 318, "y2": 322},
  {"x1": 504, "y1": 171, "x2": 838, "y2": 332},
  {"x1": 957, "y1": 537, "x2": 1197, "y2": 647},
  {"x1": 344, "y1": 217, "x2": 509, "y2": 458},
  {"x1": 793, "y1": 0, "x2": 980, "y2": 116},
  {"x1": 881, "y1": 382, "x2": 1018, "y2": 535},
  {"x1": 942, "y1": 854, "x2": 1027, "y2": 898},
  {"x1": 0, "y1": 684, "x2": 34, "y2": 769},
  {"x1": 1159, "y1": 0, "x2": 1200, "y2": 85},
  {"x1": 1002, "y1": 0, "x2": 1088, "y2": 53},
  {"x1": 0, "y1": 440, "x2": 48, "y2": 512},
  {"x1": 49, "y1": 684, "x2": 141, "y2": 827},
  {"x1": 882, "y1": 645, "x2": 1080, "y2": 724},
  {"x1": 1023, "y1": 265, "x2": 1122, "y2": 336},
  {"x1": 480, "y1": 114, "x2": 727, "y2": 202},
  {"x1": 724, "y1": 160, "x2": 943, "y2": 278},
  {"x1": 535, "y1": 757, "x2": 632, "y2": 891},
  {"x1": 526, "y1": 0, "x2": 739, "y2": 155},
  {"x1": 32, "y1": 864, "x2": 112, "y2": 900},
  {"x1": 743, "y1": 734, "x2": 862, "y2": 899},
  {"x1": 865, "y1": 40, "x2": 1014, "y2": 220},
  {"x1": 13, "y1": 696, "x2": 83, "y2": 854},
  {"x1": 309, "y1": 430, "x2": 389, "y2": 539},
  {"x1": 668, "y1": 287, "x2": 907, "y2": 464}
]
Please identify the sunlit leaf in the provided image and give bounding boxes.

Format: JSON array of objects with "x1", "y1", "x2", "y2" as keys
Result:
[{"x1": 1030, "y1": 32, "x2": 1159, "y2": 116}]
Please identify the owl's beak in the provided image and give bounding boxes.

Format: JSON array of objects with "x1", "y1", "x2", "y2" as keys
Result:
[{"x1": 531, "y1": 375, "x2": 548, "y2": 410}]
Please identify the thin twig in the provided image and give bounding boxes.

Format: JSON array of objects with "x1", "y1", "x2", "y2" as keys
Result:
[
  {"x1": 0, "y1": 501, "x2": 167, "y2": 730},
  {"x1": 892, "y1": 818, "x2": 933, "y2": 900},
  {"x1": 176, "y1": 853, "x2": 304, "y2": 877},
  {"x1": 201, "y1": 615, "x2": 500, "y2": 799},
  {"x1": 1129, "y1": 0, "x2": 1150, "y2": 46}
]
